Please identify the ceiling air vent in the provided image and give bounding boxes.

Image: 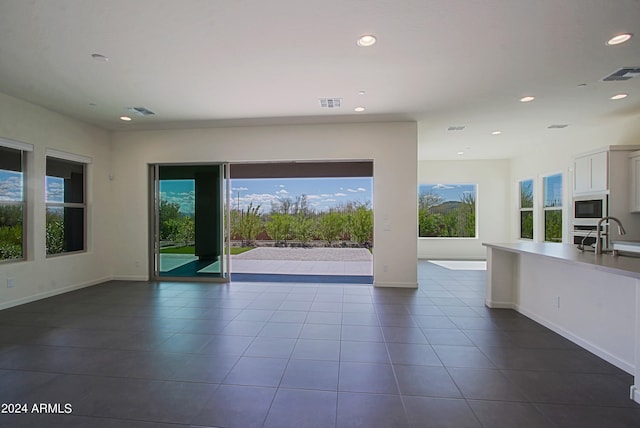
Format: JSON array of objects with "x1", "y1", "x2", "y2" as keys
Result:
[
  {"x1": 548, "y1": 124, "x2": 569, "y2": 129},
  {"x1": 601, "y1": 67, "x2": 640, "y2": 82},
  {"x1": 319, "y1": 98, "x2": 342, "y2": 108},
  {"x1": 127, "y1": 106, "x2": 155, "y2": 116},
  {"x1": 447, "y1": 126, "x2": 465, "y2": 131}
]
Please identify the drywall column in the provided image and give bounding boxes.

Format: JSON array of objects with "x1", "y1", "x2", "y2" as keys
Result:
[
  {"x1": 634, "y1": 279, "x2": 640, "y2": 404},
  {"x1": 485, "y1": 246, "x2": 517, "y2": 308}
]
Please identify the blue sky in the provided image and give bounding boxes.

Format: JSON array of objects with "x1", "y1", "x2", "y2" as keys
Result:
[
  {"x1": 45, "y1": 176, "x2": 64, "y2": 203},
  {"x1": 419, "y1": 183, "x2": 476, "y2": 203},
  {"x1": 2, "y1": 170, "x2": 65, "y2": 203},
  {"x1": 232, "y1": 178, "x2": 372, "y2": 213},
  {"x1": 1, "y1": 171, "x2": 70, "y2": 204},
  {"x1": 544, "y1": 174, "x2": 562, "y2": 207},
  {"x1": 160, "y1": 177, "x2": 373, "y2": 214},
  {"x1": 0, "y1": 170, "x2": 23, "y2": 201}
]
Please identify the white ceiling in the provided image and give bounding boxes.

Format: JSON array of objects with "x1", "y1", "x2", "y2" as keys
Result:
[{"x1": 0, "y1": 0, "x2": 639, "y2": 160}]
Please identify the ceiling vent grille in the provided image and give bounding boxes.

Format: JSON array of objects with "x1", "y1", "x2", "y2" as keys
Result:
[
  {"x1": 447, "y1": 126, "x2": 465, "y2": 131},
  {"x1": 601, "y1": 67, "x2": 640, "y2": 81},
  {"x1": 319, "y1": 98, "x2": 342, "y2": 108},
  {"x1": 127, "y1": 106, "x2": 155, "y2": 116},
  {"x1": 548, "y1": 124, "x2": 569, "y2": 129}
]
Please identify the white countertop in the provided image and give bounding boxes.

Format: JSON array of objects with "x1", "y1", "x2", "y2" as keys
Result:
[{"x1": 483, "y1": 242, "x2": 640, "y2": 280}]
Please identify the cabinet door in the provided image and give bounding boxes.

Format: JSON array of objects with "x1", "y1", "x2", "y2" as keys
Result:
[
  {"x1": 631, "y1": 156, "x2": 640, "y2": 212},
  {"x1": 589, "y1": 151, "x2": 608, "y2": 192},
  {"x1": 573, "y1": 155, "x2": 591, "y2": 194}
]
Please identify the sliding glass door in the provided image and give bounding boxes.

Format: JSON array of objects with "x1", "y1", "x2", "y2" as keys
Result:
[{"x1": 150, "y1": 163, "x2": 230, "y2": 281}]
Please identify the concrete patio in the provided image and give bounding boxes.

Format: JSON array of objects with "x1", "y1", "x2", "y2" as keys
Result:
[{"x1": 231, "y1": 247, "x2": 373, "y2": 276}]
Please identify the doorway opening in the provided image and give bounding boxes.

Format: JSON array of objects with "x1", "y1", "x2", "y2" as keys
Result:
[
  {"x1": 228, "y1": 161, "x2": 373, "y2": 284},
  {"x1": 149, "y1": 164, "x2": 230, "y2": 281}
]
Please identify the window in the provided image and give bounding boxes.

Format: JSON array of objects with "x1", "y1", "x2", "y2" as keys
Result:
[
  {"x1": 519, "y1": 179, "x2": 534, "y2": 240},
  {"x1": 46, "y1": 156, "x2": 86, "y2": 255},
  {"x1": 543, "y1": 173, "x2": 563, "y2": 242},
  {"x1": 0, "y1": 144, "x2": 27, "y2": 261},
  {"x1": 418, "y1": 183, "x2": 476, "y2": 238}
]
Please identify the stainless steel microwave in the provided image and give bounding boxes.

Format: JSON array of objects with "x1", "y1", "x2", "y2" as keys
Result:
[{"x1": 573, "y1": 195, "x2": 607, "y2": 222}]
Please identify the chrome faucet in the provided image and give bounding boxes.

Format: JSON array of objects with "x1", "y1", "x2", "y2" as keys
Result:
[{"x1": 595, "y1": 216, "x2": 626, "y2": 255}]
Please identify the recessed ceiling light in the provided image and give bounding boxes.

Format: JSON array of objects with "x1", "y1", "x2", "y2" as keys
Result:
[
  {"x1": 119, "y1": 116, "x2": 132, "y2": 122},
  {"x1": 357, "y1": 35, "x2": 376, "y2": 47},
  {"x1": 456, "y1": 151, "x2": 465, "y2": 155},
  {"x1": 91, "y1": 53, "x2": 109, "y2": 62},
  {"x1": 358, "y1": 90, "x2": 366, "y2": 96},
  {"x1": 520, "y1": 96, "x2": 535, "y2": 103},
  {"x1": 611, "y1": 93, "x2": 628, "y2": 100},
  {"x1": 606, "y1": 33, "x2": 633, "y2": 46},
  {"x1": 354, "y1": 106, "x2": 366, "y2": 112},
  {"x1": 491, "y1": 131, "x2": 502, "y2": 135}
]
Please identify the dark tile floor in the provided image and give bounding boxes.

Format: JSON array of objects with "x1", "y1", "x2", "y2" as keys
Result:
[{"x1": 1, "y1": 261, "x2": 639, "y2": 427}]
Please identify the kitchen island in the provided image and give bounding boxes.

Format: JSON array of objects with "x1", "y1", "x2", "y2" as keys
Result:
[{"x1": 484, "y1": 242, "x2": 640, "y2": 404}]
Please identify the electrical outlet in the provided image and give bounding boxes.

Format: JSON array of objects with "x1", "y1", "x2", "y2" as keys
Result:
[{"x1": 7, "y1": 278, "x2": 15, "y2": 288}]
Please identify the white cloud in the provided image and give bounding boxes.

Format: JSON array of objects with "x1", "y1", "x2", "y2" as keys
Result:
[
  {"x1": 357, "y1": 187, "x2": 367, "y2": 192},
  {"x1": 347, "y1": 188, "x2": 358, "y2": 193},
  {"x1": 432, "y1": 184, "x2": 455, "y2": 189},
  {"x1": 335, "y1": 193, "x2": 347, "y2": 197},
  {"x1": 279, "y1": 185, "x2": 285, "y2": 188},
  {"x1": 306, "y1": 195, "x2": 322, "y2": 200},
  {"x1": 236, "y1": 193, "x2": 281, "y2": 212},
  {"x1": 276, "y1": 189, "x2": 289, "y2": 194},
  {"x1": 320, "y1": 194, "x2": 332, "y2": 198},
  {"x1": 323, "y1": 198, "x2": 337, "y2": 202},
  {"x1": 46, "y1": 179, "x2": 64, "y2": 202},
  {"x1": 0, "y1": 176, "x2": 23, "y2": 201},
  {"x1": 232, "y1": 186, "x2": 249, "y2": 191}
]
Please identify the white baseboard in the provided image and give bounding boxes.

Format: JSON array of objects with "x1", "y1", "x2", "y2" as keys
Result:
[
  {"x1": 0, "y1": 276, "x2": 112, "y2": 311},
  {"x1": 515, "y1": 304, "x2": 635, "y2": 375},
  {"x1": 485, "y1": 299, "x2": 515, "y2": 309},
  {"x1": 373, "y1": 281, "x2": 418, "y2": 288},
  {"x1": 111, "y1": 275, "x2": 149, "y2": 281}
]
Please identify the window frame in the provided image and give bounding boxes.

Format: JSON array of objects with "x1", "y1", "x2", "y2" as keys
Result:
[
  {"x1": 542, "y1": 173, "x2": 563, "y2": 243},
  {"x1": 45, "y1": 151, "x2": 90, "y2": 256},
  {"x1": 518, "y1": 178, "x2": 534, "y2": 240},
  {"x1": 417, "y1": 183, "x2": 478, "y2": 239},
  {"x1": 0, "y1": 138, "x2": 32, "y2": 263}
]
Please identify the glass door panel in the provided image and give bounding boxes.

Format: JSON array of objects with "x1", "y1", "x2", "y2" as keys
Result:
[{"x1": 151, "y1": 164, "x2": 229, "y2": 281}]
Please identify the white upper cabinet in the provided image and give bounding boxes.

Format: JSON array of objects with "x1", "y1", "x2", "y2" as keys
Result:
[{"x1": 573, "y1": 151, "x2": 608, "y2": 195}]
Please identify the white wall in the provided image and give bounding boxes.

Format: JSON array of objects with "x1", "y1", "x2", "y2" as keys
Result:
[
  {"x1": 0, "y1": 92, "x2": 113, "y2": 309},
  {"x1": 485, "y1": 246, "x2": 637, "y2": 373},
  {"x1": 110, "y1": 122, "x2": 418, "y2": 288},
  {"x1": 509, "y1": 116, "x2": 640, "y2": 242},
  {"x1": 517, "y1": 254, "x2": 636, "y2": 373},
  {"x1": 418, "y1": 159, "x2": 510, "y2": 260}
]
